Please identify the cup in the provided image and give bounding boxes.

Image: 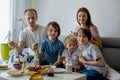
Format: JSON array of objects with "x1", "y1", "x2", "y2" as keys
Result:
[{"x1": 13, "y1": 62, "x2": 22, "y2": 70}]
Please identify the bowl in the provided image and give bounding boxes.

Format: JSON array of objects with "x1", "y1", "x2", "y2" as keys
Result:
[{"x1": 44, "y1": 65, "x2": 56, "y2": 70}]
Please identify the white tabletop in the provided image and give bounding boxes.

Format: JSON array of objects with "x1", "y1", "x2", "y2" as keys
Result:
[
  {"x1": 0, "y1": 68, "x2": 86, "y2": 80},
  {"x1": 0, "y1": 59, "x2": 86, "y2": 80}
]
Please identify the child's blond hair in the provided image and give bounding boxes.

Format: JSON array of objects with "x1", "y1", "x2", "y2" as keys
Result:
[{"x1": 64, "y1": 35, "x2": 78, "y2": 49}]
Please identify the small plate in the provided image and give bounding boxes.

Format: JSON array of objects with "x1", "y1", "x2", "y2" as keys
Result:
[
  {"x1": 7, "y1": 70, "x2": 24, "y2": 76},
  {"x1": 0, "y1": 67, "x2": 9, "y2": 70},
  {"x1": 44, "y1": 65, "x2": 56, "y2": 70},
  {"x1": 51, "y1": 65, "x2": 56, "y2": 69},
  {"x1": 54, "y1": 68, "x2": 65, "y2": 73},
  {"x1": 0, "y1": 65, "x2": 9, "y2": 70}
]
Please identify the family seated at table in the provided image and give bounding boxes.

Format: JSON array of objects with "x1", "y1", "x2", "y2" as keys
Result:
[
  {"x1": 8, "y1": 8, "x2": 108, "y2": 80},
  {"x1": 8, "y1": 27, "x2": 108, "y2": 80}
]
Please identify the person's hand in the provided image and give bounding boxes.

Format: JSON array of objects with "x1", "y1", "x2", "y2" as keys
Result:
[
  {"x1": 79, "y1": 54, "x2": 87, "y2": 64},
  {"x1": 32, "y1": 43, "x2": 38, "y2": 51},
  {"x1": 73, "y1": 66, "x2": 81, "y2": 72},
  {"x1": 39, "y1": 52, "x2": 45, "y2": 58},
  {"x1": 62, "y1": 60, "x2": 66, "y2": 65},
  {"x1": 8, "y1": 41, "x2": 16, "y2": 48},
  {"x1": 70, "y1": 31, "x2": 77, "y2": 36},
  {"x1": 8, "y1": 41, "x2": 21, "y2": 53}
]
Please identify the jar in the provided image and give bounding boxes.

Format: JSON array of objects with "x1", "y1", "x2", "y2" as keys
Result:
[{"x1": 65, "y1": 62, "x2": 72, "y2": 73}]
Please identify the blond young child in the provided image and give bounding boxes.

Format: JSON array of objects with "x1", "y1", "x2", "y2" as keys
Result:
[{"x1": 62, "y1": 35, "x2": 84, "y2": 72}]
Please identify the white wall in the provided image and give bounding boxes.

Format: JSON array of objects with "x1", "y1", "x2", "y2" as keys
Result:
[{"x1": 32, "y1": 0, "x2": 120, "y2": 37}]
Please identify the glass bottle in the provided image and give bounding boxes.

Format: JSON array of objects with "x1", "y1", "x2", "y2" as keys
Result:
[{"x1": 65, "y1": 52, "x2": 73, "y2": 73}]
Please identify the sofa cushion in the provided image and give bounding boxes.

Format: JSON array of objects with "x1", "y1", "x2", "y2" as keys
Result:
[
  {"x1": 102, "y1": 37, "x2": 120, "y2": 48},
  {"x1": 102, "y1": 48, "x2": 120, "y2": 71}
]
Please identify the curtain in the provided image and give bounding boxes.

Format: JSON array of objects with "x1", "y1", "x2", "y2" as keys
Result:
[
  {"x1": 0, "y1": 0, "x2": 10, "y2": 43},
  {"x1": 10, "y1": 0, "x2": 32, "y2": 43}
]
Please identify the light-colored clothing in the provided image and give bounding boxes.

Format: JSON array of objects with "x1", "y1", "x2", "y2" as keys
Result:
[
  {"x1": 39, "y1": 38, "x2": 64, "y2": 65},
  {"x1": 74, "y1": 26, "x2": 99, "y2": 37},
  {"x1": 62, "y1": 48, "x2": 81, "y2": 68},
  {"x1": 9, "y1": 48, "x2": 34, "y2": 64},
  {"x1": 19, "y1": 24, "x2": 46, "y2": 49},
  {"x1": 79, "y1": 42, "x2": 106, "y2": 76}
]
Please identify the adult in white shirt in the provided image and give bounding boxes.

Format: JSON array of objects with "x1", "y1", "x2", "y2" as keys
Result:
[{"x1": 8, "y1": 8, "x2": 46, "y2": 52}]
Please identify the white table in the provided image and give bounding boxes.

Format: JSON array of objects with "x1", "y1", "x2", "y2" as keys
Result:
[
  {"x1": 0, "y1": 68, "x2": 86, "y2": 80},
  {"x1": 0, "y1": 59, "x2": 86, "y2": 80}
]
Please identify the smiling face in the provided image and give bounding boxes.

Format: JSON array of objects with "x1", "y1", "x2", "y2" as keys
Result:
[
  {"x1": 77, "y1": 28, "x2": 91, "y2": 46},
  {"x1": 77, "y1": 11, "x2": 88, "y2": 26},
  {"x1": 64, "y1": 35, "x2": 78, "y2": 52},
  {"x1": 77, "y1": 30, "x2": 89, "y2": 46},
  {"x1": 76, "y1": 7, "x2": 91, "y2": 27},
  {"x1": 66, "y1": 41, "x2": 78, "y2": 52},
  {"x1": 24, "y1": 10, "x2": 37, "y2": 28},
  {"x1": 46, "y1": 21, "x2": 60, "y2": 42},
  {"x1": 47, "y1": 25, "x2": 59, "y2": 41}
]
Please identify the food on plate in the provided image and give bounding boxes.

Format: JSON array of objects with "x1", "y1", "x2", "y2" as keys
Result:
[
  {"x1": 7, "y1": 70, "x2": 24, "y2": 76},
  {"x1": 0, "y1": 65, "x2": 8, "y2": 69},
  {"x1": 29, "y1": 72, "x2": 43, "y2": 80},
  {"x1": 25, "y1": 65, "x2": 48, "y2": 75}
]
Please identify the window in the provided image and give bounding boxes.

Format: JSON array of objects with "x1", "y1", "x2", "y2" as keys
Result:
[{"x1": 0, "y1": 0, "x2": 10, "y2": 43}]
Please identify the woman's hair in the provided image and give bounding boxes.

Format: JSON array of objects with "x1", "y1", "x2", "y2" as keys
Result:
[
  {"x1": 76, "y1": 7, "x2": 94, "y2": 28},
  {"x1": 77, "y1": 28, "x2": 91, "y2": 41},
  {"x1": 46, "y1": 21, "x2": 61, "y2": 38},
  {"x1": 24, "y1": 8, "x2": 38, "y2": 19},
  {"x1": 64, "y1": 35, "x2": 78, "y2": 48}
]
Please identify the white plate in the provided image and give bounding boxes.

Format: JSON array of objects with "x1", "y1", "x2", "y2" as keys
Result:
[
  {"x1": 0, "y1": 67, "x2": 9, "y2": 70},
  {"x1": 44, "y1": 65, "x2": 56, "y2": 69},
  {"x1": 54, "y1": 68, "x2": 65, "y2": 73},
  {"x1": 0, "y1": 65, "x2": 9, "y2": 70},
  {"x1": 7, "y1": 70, "x2": 24, "y2": 76}
]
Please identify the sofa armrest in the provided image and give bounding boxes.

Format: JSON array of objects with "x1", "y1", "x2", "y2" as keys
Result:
[{"x1": 101, "y1": 37, "x2": 120, "y2": 71}]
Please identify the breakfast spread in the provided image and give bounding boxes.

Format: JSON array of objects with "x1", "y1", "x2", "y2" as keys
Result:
[
  {"x1": 0, "y1": 65, "x2": 8, "y2": 69},
  {"x1": 7, "y1": 70, "x2": 24, "y2": 76},
  {"x1": 29, "y1": 72, "x2": 43, "y2": 80},
  {"x1": 25, "y1": 65, "x2": 48, "y2": 75}
]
